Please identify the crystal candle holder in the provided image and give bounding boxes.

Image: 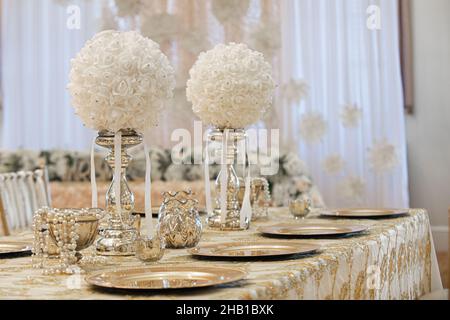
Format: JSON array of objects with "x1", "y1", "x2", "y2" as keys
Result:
[
  {"x1": 289, "y1": 197, "x2": 312, "y2": 220},
  {"x1": 135, "y1": 234, "x2": 165, "y2": 263}
]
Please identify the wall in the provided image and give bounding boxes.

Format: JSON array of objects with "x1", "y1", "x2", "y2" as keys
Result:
[{"x1": 407, "y1": 0, "x2": 450, "y2": 251}]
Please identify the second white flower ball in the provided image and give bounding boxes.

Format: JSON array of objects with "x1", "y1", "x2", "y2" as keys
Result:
[
  {"x1": 186, "y1": 43, "x2": 275, "y2": 129},
  {"x1": 68, "y1": 30, "x2": 175, "y2": 132}
]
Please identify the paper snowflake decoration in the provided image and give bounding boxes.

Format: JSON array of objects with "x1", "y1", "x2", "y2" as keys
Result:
[
  {"x1": 368, "y1": 140, "x2": 399, "y2": 172},
  {"x1": 281, "y1": 79, "x2": 309, "y2": 105},
  {"x1": 299, "y1": 113, "x2": 327, "y2": 143},
  {"x1": 322, "y1": 155, "x2": 345, "y2": 174},
  {"x1": 340, "y1": 103, "x2": 362, "y2": 128},
  {"x1": 338, "y1": 176, "x2": 365, "y2": 202}
]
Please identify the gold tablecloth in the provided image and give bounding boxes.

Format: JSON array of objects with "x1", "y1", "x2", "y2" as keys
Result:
[{"x1": 0, "y1": 209, "x2": 438, "y2": 300}]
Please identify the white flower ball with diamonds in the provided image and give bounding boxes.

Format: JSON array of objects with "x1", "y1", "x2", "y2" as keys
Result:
[
  {"x1": 68, "y1": 30, "x2": 175, "y2": 132},
  {"x1": 186, "y1": 43, "x2": 275, "y2": 129}
]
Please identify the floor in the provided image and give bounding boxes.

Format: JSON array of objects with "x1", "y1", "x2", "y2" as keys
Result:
[{"x1": 437, "y1": 252, "x2": 448, "y2": 288}]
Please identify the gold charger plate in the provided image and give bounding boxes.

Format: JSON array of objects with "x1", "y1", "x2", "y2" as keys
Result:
[
  {"x1": 85, "y1": 265, "x2": 246, "y2": 290},
  {"x1": 189, "y1": 241, "x2": 319, "y2": 258},
  {"x1": 0, "y1": 242, "x2": 32, "y2": 255},
  {"x1": 320, "y1": 208, "x2": 409, "y2": 218},
  {"x1": 259, "y1": 223, "x2": 368, "y2": 237}
]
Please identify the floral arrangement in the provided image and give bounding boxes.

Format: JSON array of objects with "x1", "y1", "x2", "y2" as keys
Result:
[
  {"x1": 186, "y1": 43, "x2": 275, "y2": 129},
  {"x1": 68, "y1": 30, "x2": 175, "y2": 132}
]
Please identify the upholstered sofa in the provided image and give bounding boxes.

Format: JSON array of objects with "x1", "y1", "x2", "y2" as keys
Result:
[{"x1": 0, "y1": 148, "x2": 324, "y2": 210}]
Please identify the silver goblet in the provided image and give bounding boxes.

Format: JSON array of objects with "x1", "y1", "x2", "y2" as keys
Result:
[{"x1": 48, "y1": 208, "x2": 104, "y2": 262}]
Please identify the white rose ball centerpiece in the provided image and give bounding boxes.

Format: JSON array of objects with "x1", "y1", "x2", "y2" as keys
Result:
[
  {"x1": 187, "y1": 43, "x2": 275, "y2": 129},
  {"x1": 68, "y1": 30, "x2": 175, "y2": 132},
  {"x1": 68, "y1": 30, "x2": 175, "y2": 255},
  {"x1": 187, "y1": 43, "x2": 275, "y2": 231}
]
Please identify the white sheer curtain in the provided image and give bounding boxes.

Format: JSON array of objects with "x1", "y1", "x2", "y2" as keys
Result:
[
  {"x1": 279, "y1": 0, "x2": 409, "y2": 208},
  {"x1": 1, "y1": 0, "x2": 101, "y2": 150},
  {"x1": 1, "y1": 0, "x2": 409, "y2": 208}
]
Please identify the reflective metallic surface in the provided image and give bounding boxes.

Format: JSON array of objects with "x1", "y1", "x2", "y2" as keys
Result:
[
  {"x1": 95, "y1": 129, "x2": 142, "y2": 256},
  {"x1": 157, "y1": 190, "x2": 202, "y2": 249},
  {"x1": 189, "y1": 241, "x2": 319, "y2": 258},
  {"x1": 259, "y1": 223, "x2": 368, "y2": 237},
  {"x1": 207, "y1": 129, "x2": 249, "y2": 231},
  {"x1": 135, "y1": 234, "x2": 165, "y2": 262},
  {"x1": 85, "y1": 265, "x2": 247, "y2": 290},
  {"x1": 320, "y1": 208, "x2": 409, "y2": 218},
  {"x1": 289, "y1": 197, "x2": 312, "y2": 220},
  {"x1": 48, "y1": 208, "x2": 103, "y2": 261},
  {"x1": 0, "y1": 242, "x2": 31, "y2": 256}
]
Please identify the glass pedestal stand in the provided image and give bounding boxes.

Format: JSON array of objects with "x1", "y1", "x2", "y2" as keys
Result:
[
  {"x1": 95, "y1": 129, "x2": 141, "y2": 256},
  {"x1": 206, "y1": 128, "x2": 249, "y2": 231}
]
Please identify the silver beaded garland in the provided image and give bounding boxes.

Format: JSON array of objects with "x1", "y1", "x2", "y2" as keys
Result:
[{"x1": 251, "y1": 177, "x2": 271, "y2": 220}]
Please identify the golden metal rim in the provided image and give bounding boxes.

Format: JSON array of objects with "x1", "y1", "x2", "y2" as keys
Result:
[
  {"x1": 320, "y1": 208, "x2": 409, "y2": 218},
  {"x1": 258, "y1": 223, "x2": 368, "y2": 236},
  {"x1": 85, "y1": 265, "x2": 247, "y2": 290},
  {"x1": 188, "y1": 241, "x2": 320, "y2": 258},
  {"x1": 0, "y1": 242, "x2": 32, "y2": 255}
]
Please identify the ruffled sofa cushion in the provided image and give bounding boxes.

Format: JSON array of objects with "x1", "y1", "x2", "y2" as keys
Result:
[
  {"x1": 0, "y1": 148, "x2": 325, "y2": 208},
  {"x1": 50, "y1": 180, "x2": 208, "y2": 210}
]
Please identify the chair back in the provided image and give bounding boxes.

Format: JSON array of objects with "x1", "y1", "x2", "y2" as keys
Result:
[{"x1": 0, "y1": 167, "x2": 51, "y2": 235}]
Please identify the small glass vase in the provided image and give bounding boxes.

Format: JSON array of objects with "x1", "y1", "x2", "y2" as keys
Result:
[
  {"x1": 135, "y1": 233, "x2": 165, "y2": 263},
  {"x1": 157, "y1": 190, "x2": 202, "y2": 248},
  {"x1": 206, "y1": 128, "x2": 249, "y2": 231},
  {"x1": 289, "y1": 196, "x2": 312, "y2": 220}
]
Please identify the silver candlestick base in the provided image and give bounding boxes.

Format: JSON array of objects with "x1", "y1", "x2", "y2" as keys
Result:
[
  {"x1": 95, "y1": 129, "x2": 141, "y2": 256},
  {"x1": 206, "y1": 128, "x2": 249, "y2": 231}
]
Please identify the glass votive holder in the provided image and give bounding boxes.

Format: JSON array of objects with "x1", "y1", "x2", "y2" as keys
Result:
[
  {"x1": 135, "y1": 234, "x2": 165, "y2": 263},
  {"x1": 289, "y1": 197, "x2": 312, "y2": 220}
]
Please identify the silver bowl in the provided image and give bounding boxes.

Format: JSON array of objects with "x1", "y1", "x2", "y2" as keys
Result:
[{"x1": 48, "y1": 208, "x2": 104, "y2": 260}]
